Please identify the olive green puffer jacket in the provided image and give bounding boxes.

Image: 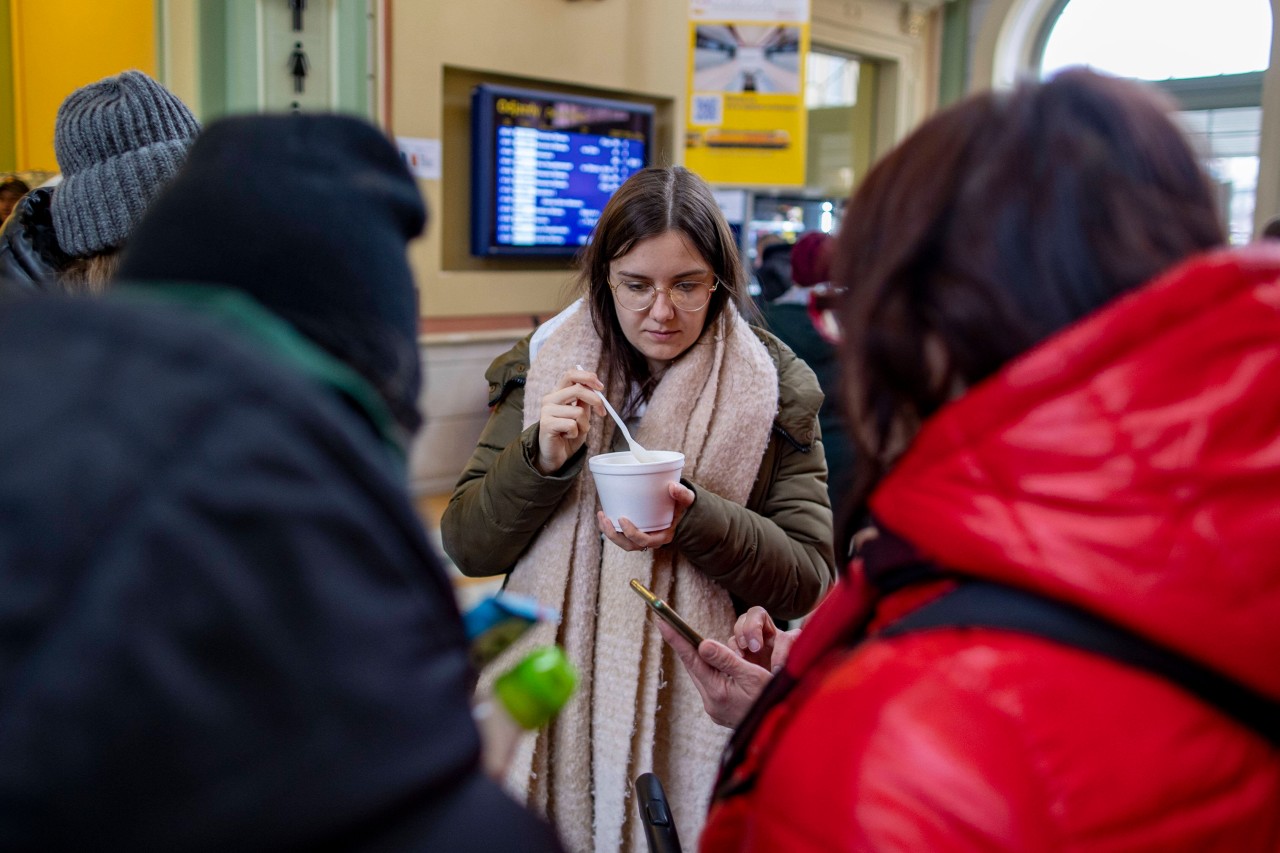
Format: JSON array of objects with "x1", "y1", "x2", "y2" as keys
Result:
[{"x1": 440, "y1": 327, "x2": 837, "y2": 620}]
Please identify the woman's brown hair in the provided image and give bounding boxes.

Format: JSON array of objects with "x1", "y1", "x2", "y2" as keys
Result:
[
  {"x1": 577, "y1": 165, "x2": 749, "y2": 414},
  {"x1": 833, "y1": 67, "x2": 1225, "y2": 541},
  {"x1": 59, "y1": 248, "x2": 122, "y2": 295}
]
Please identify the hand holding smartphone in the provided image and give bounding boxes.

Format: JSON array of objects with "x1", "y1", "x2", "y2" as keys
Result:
[{"x1": 630, "y1": 579, "x2": 705, "y2": 647}]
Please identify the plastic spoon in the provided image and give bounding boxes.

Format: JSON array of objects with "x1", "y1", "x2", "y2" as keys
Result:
[{"x1": 576, "y1": 364, "x2": 657, "y2": 463}]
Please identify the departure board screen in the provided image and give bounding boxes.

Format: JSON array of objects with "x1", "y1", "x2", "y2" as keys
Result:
[{"x1": 471, "y1": 84, "x2": 655, "y2": 257}]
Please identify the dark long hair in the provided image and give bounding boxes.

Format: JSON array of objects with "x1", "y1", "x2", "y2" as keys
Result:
[
  {"x1": 833, "y1": 67, "x2": 1225, "y2": 542},
  {"x1": 578, "y1": 166, "x2": 748, "y2": 414}
]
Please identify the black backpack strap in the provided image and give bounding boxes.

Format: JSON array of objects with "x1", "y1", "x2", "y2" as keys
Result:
[{"x1": 877, "y1": 581, "x2": 1280, "y2": 747}]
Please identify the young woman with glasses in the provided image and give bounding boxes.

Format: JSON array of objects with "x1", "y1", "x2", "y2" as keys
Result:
[{"x1": 441, "y1": 165, "x2": 836, "y2": 852}]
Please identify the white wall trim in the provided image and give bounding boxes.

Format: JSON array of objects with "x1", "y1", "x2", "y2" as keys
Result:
[{"x1": 970, "y1": 0, "x2": 1057, "y2": 89}]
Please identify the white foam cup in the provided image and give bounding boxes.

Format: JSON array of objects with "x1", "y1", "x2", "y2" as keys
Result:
[{"x1": 587, "y1": 450, "x2": 686, "y2": 533}]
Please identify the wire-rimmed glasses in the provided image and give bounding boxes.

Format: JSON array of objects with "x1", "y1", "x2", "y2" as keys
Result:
[{"x1": 610, "y1": 278, "x2": 719, "y2": 312}]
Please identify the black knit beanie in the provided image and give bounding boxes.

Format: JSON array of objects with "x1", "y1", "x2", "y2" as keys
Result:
[{"x1": 118, "y1": 113, "x2": 427, "y2": 434}]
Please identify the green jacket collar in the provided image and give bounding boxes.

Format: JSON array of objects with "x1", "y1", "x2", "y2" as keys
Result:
[{"x1": 113, "y1": 283, "x2": 408, "y2": 466}]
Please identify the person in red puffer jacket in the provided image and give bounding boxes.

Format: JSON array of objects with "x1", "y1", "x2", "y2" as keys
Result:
[{"x1": 658, "y1": 67, "x2": 1280, "y2": 852}]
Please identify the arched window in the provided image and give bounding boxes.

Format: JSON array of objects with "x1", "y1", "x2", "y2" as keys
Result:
[{"x1": 1037, "y1": 0, "x2": 1273, "y2": 243}]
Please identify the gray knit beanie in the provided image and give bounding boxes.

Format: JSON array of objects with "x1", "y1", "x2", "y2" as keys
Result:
[{"x1": 51, "y1": 70, "x2": 199, "y2": 257}]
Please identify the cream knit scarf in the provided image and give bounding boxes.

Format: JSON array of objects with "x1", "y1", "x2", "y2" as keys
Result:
[{"x1": 483, "y1": 301, "x2": 778, "y2": 852}]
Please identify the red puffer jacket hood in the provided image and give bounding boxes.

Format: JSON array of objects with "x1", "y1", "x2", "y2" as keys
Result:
[
  {"x1": 701, "y1": 245, "x2": 1280, "y2": 853},
  {"x1": 871, "y1": 244, "x2": 1280, "y2": 702}
]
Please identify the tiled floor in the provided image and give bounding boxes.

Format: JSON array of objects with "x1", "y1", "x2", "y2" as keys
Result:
[{"x1": 417, "y1": 493, "x2": 504, "y2": 612}]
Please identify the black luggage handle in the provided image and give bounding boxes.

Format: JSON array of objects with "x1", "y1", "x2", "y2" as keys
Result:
[{"x1": 634, "y1": 772, "x2": 683, "y2": 853}]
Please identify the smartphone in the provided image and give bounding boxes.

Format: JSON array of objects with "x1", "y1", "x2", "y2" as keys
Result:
[{"x1": 630, "y1": 579, "x2": 705, "y2": 647}]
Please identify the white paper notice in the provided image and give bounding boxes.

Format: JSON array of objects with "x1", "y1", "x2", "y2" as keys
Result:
[
  {"x1": 397, "y1": 137, "x2": 442, "y2": 180},
  {"x1": 689, "y1": 0, "x2": 809, "y2": 22}
]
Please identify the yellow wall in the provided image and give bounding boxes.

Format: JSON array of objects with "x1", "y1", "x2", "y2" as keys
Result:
[{"x1": 11, "y1": 0, "x2": 156, "y2": 171}]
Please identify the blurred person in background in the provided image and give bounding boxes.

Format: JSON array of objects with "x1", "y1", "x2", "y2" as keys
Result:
[
  {"x1": 0, "y1": 70, "x2": 197, "y2": 293},
  {"x1": 1257, "y1": 212, "x2": 1280, "y2": 240},
  {"x1": 759, "y1": 229, "x2": 855, "y2": 520},
  {"x1": 661, "y1": 68, "x2": 1280, "y2": 851},
  {"x1": 751, "y1": 231, "x2": 792, "y2": 304},
  {"x1": 0, "y1": 176, "x2": 30, "y2": 223},
  {"x1": 0, "y1": 113, "x2": 562, "y2": 852}
]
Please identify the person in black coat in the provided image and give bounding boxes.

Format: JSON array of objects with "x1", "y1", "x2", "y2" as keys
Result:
[
  {"x1": 759, "y1": 231, "x2": 855, "y2": 523},
  {"x1": 0, "y1": 114, "x2": 563, "y2": 852},
  {"x1": 752, "y1": 233, "x2": 793, "y2": 305},
  {"x1": 0, "y1": 185, "x2": 71, "y2": 295},
  {"x1": 0, "y1": 70, "x2": 198, "y2": 294}
]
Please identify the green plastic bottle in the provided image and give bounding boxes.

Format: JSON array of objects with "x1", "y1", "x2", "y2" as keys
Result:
[{"x1": 476, "y1": 646, "x2": 578, "y2": 777}]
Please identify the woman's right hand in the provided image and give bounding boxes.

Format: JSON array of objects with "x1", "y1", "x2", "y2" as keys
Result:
[
  {"x1": 535, "y1": 367, "x2": 606, "y2": 474},
  {"x1": 654, "y1": 617, "x2": 772, "y2": 729},
  {"x1": 734, "y1": 606, "x2": 800, "y2": 673}
]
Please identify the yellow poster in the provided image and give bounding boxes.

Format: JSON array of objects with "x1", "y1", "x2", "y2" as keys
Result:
[{"x1": 685, "y1": 0, "x2": 810, "y2": 186}]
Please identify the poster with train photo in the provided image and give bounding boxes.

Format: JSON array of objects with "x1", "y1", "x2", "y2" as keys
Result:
[{"x1": 686, "y1": 0, "x2": 810, "y2": 186}]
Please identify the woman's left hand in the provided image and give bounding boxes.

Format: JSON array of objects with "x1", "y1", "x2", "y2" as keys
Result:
[{"x1": 597, "y1": 481, "x2": 695, "y2": 551}]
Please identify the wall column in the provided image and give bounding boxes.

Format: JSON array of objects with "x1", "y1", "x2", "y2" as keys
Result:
[{"x1": 1255, "y1": 0, "x2": 1280, "y2": 228}]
